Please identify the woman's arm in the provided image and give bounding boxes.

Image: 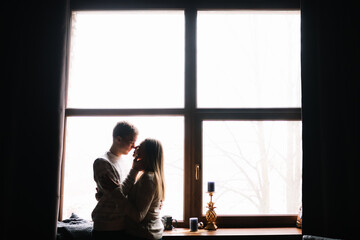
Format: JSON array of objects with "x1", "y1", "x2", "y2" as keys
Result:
[
  {"x1": 120, "y1": 168, "x2": 138, "y2": 196},
  {"x1": 124, "y1": 173, "x2": 157, "y2": 223},
  {"x1": 121, "y1": 157, "x2": 144, "y2": 195}
]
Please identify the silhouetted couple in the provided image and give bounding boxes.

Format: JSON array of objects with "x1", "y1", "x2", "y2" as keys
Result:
[{"x1": 91, "y1": 121, "x2": 165, "y2": 240}]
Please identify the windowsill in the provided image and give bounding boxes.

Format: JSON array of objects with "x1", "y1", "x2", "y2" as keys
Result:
[{"x1": 163, "y1": 227, "x2": 302, "y2": 239}]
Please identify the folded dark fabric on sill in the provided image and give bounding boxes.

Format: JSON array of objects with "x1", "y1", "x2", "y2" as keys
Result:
[
  {"x1": 57, "y1": 213, "x2": 93, "y2": 240},
  {"x1": 303, "y1": 235, "x2": 343, "y2": 240}
]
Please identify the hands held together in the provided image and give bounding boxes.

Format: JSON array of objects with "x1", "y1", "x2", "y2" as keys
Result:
[
  {"x1": 132, "y1": 157, "x2": 146, "y2": 171},
  {"x1": 132, "y1": 146, "x2": 146, "y2": 171}
]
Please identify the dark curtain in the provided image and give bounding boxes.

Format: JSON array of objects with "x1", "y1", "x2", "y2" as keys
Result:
[
  {"x1": 2, "y1": 1, "x2": 69, "y2": 240},
  {"x1": 301, "y1": 0, "x2": 360, "y2": 239}
]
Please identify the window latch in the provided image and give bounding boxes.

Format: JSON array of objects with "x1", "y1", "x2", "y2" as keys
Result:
[{"x1": 195, "y1": 164, "x2": 200, "y2": 181}]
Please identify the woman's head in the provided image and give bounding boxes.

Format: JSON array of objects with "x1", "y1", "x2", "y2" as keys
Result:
[{"x1": 135, "y1": 138, "x2": 165, "y2": 200}]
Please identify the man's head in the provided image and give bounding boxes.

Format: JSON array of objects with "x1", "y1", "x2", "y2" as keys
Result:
[{"x1": 111, "y1": 121, "x2": 138, "y2": 156}]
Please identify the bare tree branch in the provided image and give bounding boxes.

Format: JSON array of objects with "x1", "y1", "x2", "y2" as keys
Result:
[{"x1": 224, "y1": 122, "x2": 257, "y2": 171}]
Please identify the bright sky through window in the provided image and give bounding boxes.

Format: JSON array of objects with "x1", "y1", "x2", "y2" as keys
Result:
[
  {"x1": 198, "y1": 11, "x2": 300, "y2": 108},
  {"x1": 67, "y1": 11, "x2": 184, "y2": 108}
]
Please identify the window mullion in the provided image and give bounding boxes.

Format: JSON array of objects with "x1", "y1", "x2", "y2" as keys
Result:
[
  {"x1": 184, "y1": 8, "x2": 197, "y2": 112},
  {"x1": 184, "y1": 7, "x2": 199, "y2": 224}
]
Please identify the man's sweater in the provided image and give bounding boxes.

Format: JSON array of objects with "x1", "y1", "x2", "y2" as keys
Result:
[{"x1": 91, "y1": 151, "x2": 138, "y2": 231}]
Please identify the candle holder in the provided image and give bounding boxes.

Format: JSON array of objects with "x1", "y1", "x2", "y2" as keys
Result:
[{"x1": 204, "y1": 192, "x2": 218, "y2": 230}]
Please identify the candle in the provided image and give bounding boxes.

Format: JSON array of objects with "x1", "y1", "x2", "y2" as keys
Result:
[
  {"x1": 189, "y1": 217, "x2": 198, "y2": 232},
  {"x1": 208, "y1": 181, "x2": 215, "y2": 192}
]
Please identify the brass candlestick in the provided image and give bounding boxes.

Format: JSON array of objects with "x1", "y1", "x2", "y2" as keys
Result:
[{"x1": 205, "y1": 192, "x2": 218, "y2": 230}]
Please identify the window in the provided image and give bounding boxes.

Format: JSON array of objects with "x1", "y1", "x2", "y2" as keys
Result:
[
  {"x1": 61, "y1": 2, "x2": 301, "y2": 228},
  {"x1": 202, "y1": 121, "x2": 302, "y2": 215},
  {"x1": 63, "y1": 116, "x2": 184, "y2": 220},
  {"x1": 197, "y1": 10, "x2": 301, "y2": 217},
  {"x1": 67, "y1": 11, "x2": 184, "y2": 109},
  {"x1": 197, "y1": 11, "x2": 300, "y2": 108},
  {"x1": 62, "y1": 10, "x2": 185, "y2": 221}
]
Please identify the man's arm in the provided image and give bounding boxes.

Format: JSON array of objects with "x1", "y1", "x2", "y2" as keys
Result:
[{"x1": 93, "y1": 158, "x2": 120, "y2": 200}]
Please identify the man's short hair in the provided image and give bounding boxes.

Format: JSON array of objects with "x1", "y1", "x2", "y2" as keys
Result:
[{"x1": 112, "y1": 121, "x2": 138, "y2": 139}]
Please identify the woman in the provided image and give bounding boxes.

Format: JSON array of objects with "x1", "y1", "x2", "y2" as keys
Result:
[{"x1": 124, "y1": 138, "x2": 165, "y2": 240}]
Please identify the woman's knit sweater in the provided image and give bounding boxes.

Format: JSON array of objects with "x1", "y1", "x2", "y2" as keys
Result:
[{"x1": 124, "y1": 172, "x2": 163, "y2": 240}]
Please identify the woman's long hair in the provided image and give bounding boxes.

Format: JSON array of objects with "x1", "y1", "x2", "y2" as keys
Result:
[{"x1": 143, "y1": 138, "x2": 165, "y2": 201}]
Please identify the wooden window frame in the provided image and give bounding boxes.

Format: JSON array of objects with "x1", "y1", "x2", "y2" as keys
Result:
[{"x1": 60, "y1": 0, "x2": 301, "y2": 228}]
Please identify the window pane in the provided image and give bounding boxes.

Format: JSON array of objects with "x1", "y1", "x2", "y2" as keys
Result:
[
  {"x1": 197, "y1": 11, "x2": 301, "y2": 108},
  {"x1": 202, "y1": 121, "x2": 302, "y2": 215},
  {"x1": 62, "y1": 116, "x2": 184, "y2": 220},
  {"x1": 67, "y1": 11, "x2": 184, "y2": 108}
]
